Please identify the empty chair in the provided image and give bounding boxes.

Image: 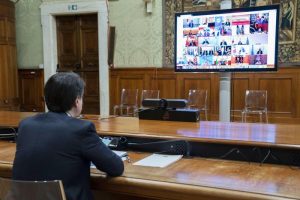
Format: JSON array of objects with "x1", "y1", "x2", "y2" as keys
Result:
[
  {"x1": 241, "y1": 90, "x2": 268, "y2": 123},
  {"x1": 187, "y1": 89, "x2": 208, "y2": 120},
  {"x1": 140, "y1": 89, "x2": 160, "y2": 108},
  {"x1": 113, "y1": 88, "x2": 139, "y2": 117},
  {"x1": 0, "y1": 177, "x2": 66, "y2": 200}
]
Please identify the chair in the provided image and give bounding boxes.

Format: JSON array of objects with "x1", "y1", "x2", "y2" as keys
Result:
[
  {"x1": 241, "y1": 90, "x2": 268, "y2": 123},
  {"x1": 113, "y1": 88, "x2": 139, "y2": 117},
  {"x1": 0, "y1": 177, "x2": 66, "y2": 200},
  {"x1": 187, "y1": 89, "x2": 208, "y2": 120},
  {"x1": 140, "y1": 89, "x2": 160, "y2": 108}
]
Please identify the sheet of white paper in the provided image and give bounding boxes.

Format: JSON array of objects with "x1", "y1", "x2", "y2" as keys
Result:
[
  {"x1": 101, "y1": 137, "x2": 111, "y2": 146},
  {"x1": 133, "y1": 154, "x2": 183, "y2": 168},
  {"x1": 112, "y1": 150, "x2": 127, "y2": 157}
]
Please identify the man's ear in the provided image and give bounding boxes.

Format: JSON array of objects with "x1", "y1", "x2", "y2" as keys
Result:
[{"x1": 74, "y1": 97, "x2": 80, "y2": 108}]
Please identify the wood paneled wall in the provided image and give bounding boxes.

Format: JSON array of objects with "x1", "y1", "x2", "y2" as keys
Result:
[
  {"x1": 18, "y1": 69, "x2": 44, "y2": 112},
  {"x1": 110, "y1": 66, "x2": 300, "y2": 123},
  {"x1": 0, "y1": 1, "x2": 18, "y2": 111}
]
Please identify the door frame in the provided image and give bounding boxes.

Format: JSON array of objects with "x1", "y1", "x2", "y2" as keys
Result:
[{"x1": 40, "y1": 0, "x2": 110, "y2": 117}]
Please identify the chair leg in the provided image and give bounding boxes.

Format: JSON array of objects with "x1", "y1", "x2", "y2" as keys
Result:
[
  {"x1": 133, "y1": 108, "x2": 138, "y2": 117},
  {"x1": 120, "y1": 106, "x2": 124, "y2": 116},
  {"x1": 126, "y1": 107, "x2": 130, "y2": 116},
  {"x1": 265, "y1": 112, "x2": 268, "y2": 123},
  {"x1": 204, "y1": 110, "x2": 208, "y2": 121},
  {"x1": 241, "y1": 111, "x2": 245, "y2": 122},
  {"x1": 113, "y1": 106, "x2": 119, "y2": 116},
  {"x1": 259, "y1": 112, "x2": 263, "y2": 123}
]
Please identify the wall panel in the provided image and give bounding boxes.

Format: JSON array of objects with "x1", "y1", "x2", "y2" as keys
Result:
[
  {"x1": 109, "y1": 74, "x2": 119, "y2": 114},
  {"x1": 18, "y1": 69, "x2": 44, "y2": 112},
  {"x1": 0, "y1": 1, "x2": 18, "y2": 111},
  {"x1": 231, "y1": 78, "x2": 250, "y2": 111},
  {"x1": 256, "y1": 72, "x2": 297, "y2": 118},
  {"x1": 111, "y1": 73, "x2": 145, "y2": 111},
  {"x1": 110, "y1": 67, "x2": 300, "y2": 123},
  {"x1": 81, "y1": 71, "x2": 99, "y2": 114},
  {"x1": 0, "y1": 18, "x2": 5, "y2": 43},
  {"x1": 156, "y1": 75, "x2": 177, "y2": 99},
  {"x1": 118, "y1": 76, "x2": 144, "y2": 92}
]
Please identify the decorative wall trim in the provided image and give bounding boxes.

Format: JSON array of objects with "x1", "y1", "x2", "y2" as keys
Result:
[
  {"x1": 164, "y1": 0, "x2": 300, "y2": 65},
  {"x1": 40, "y1": 0, "x2": 110, "y2": 116}
]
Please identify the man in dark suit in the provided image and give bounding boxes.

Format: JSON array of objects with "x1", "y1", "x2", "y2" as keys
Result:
[{"x1": 13, "y1": 72, "x2": 124, "y2": 200}]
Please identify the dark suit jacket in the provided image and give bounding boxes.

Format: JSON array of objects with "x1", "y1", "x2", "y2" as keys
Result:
[{"x1": 13, "y1": 112, "x2": 124, "y2": 200}]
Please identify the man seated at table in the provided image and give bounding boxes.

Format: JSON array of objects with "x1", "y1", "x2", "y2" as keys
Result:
[{"x1": 12, "y1": 72, "x2": 124, "y2": 200}]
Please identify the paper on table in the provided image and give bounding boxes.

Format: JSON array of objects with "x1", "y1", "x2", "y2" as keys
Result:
[
  {"x1": 101, "y1": 137, "x2": 111, "y2": 146},
  {"x1": 112, "y1": 150, "x2": 127, "y2": 157},
  {"x1": 133, "y1": 154, "x2": 183, "y2": 168}
]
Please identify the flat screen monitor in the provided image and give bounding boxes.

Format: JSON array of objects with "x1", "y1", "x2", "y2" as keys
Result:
[{"x1": 175, "y1": 5, "x2": 280, "y2": 72}]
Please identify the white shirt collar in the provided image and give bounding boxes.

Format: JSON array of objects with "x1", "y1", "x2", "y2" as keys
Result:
[{"x1": 65, "y1": 112, "x2": 73, "y2": 117}]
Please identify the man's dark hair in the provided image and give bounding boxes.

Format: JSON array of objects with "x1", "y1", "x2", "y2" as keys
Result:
[{"x1": 44, "y1": 72, "x2": 85, "y2": 112}]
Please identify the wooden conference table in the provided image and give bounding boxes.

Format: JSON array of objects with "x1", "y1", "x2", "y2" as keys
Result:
[{"x1": 1, "y1": 111, "x2": 300, "y2": 199}]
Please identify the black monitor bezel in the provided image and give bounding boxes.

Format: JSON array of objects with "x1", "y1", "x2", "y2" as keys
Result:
[{"x1": 174, "y1": 4, "x2": 280, "y2": 73}]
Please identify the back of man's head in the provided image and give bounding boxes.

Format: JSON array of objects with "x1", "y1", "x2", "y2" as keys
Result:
[{"x1": 44, "y1": 72, "x2": 85, "y2": 112}]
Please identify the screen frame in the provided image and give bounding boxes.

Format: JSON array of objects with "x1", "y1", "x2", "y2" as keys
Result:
[{"x1": 174, "y1": 4, "x2": 280, "y2": 73}]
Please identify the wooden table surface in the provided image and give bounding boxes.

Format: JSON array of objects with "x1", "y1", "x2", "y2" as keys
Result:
[
  {"x1": 88, "y1": 116, "x2": 300, "y2": 149},
  {"x1": 0, "y1": 111, "x2": 34, "y2": 128},
  {"x1": 1, "y1": 141, "x2": 300, "y2": 200},
  {"x1": 1, "y1": 111, "x2": 300, "y2": 149}
]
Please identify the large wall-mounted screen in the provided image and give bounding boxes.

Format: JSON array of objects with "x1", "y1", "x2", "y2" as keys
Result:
[{"x1": 175, "y1": 5, "x2": 279, "y2": 72}]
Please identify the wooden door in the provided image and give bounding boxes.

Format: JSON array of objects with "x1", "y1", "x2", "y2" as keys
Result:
[
  {"x1": 56, "y1": 15, "x2": 79, "y2": 71},
  {"x1": 56, "y1": 14, "x2": 99, "y2": 114}
]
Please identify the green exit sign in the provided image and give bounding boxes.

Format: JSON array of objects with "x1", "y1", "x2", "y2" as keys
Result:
[{"x1": 68, "y1": 5, "x2": 78, "y2": 11}]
